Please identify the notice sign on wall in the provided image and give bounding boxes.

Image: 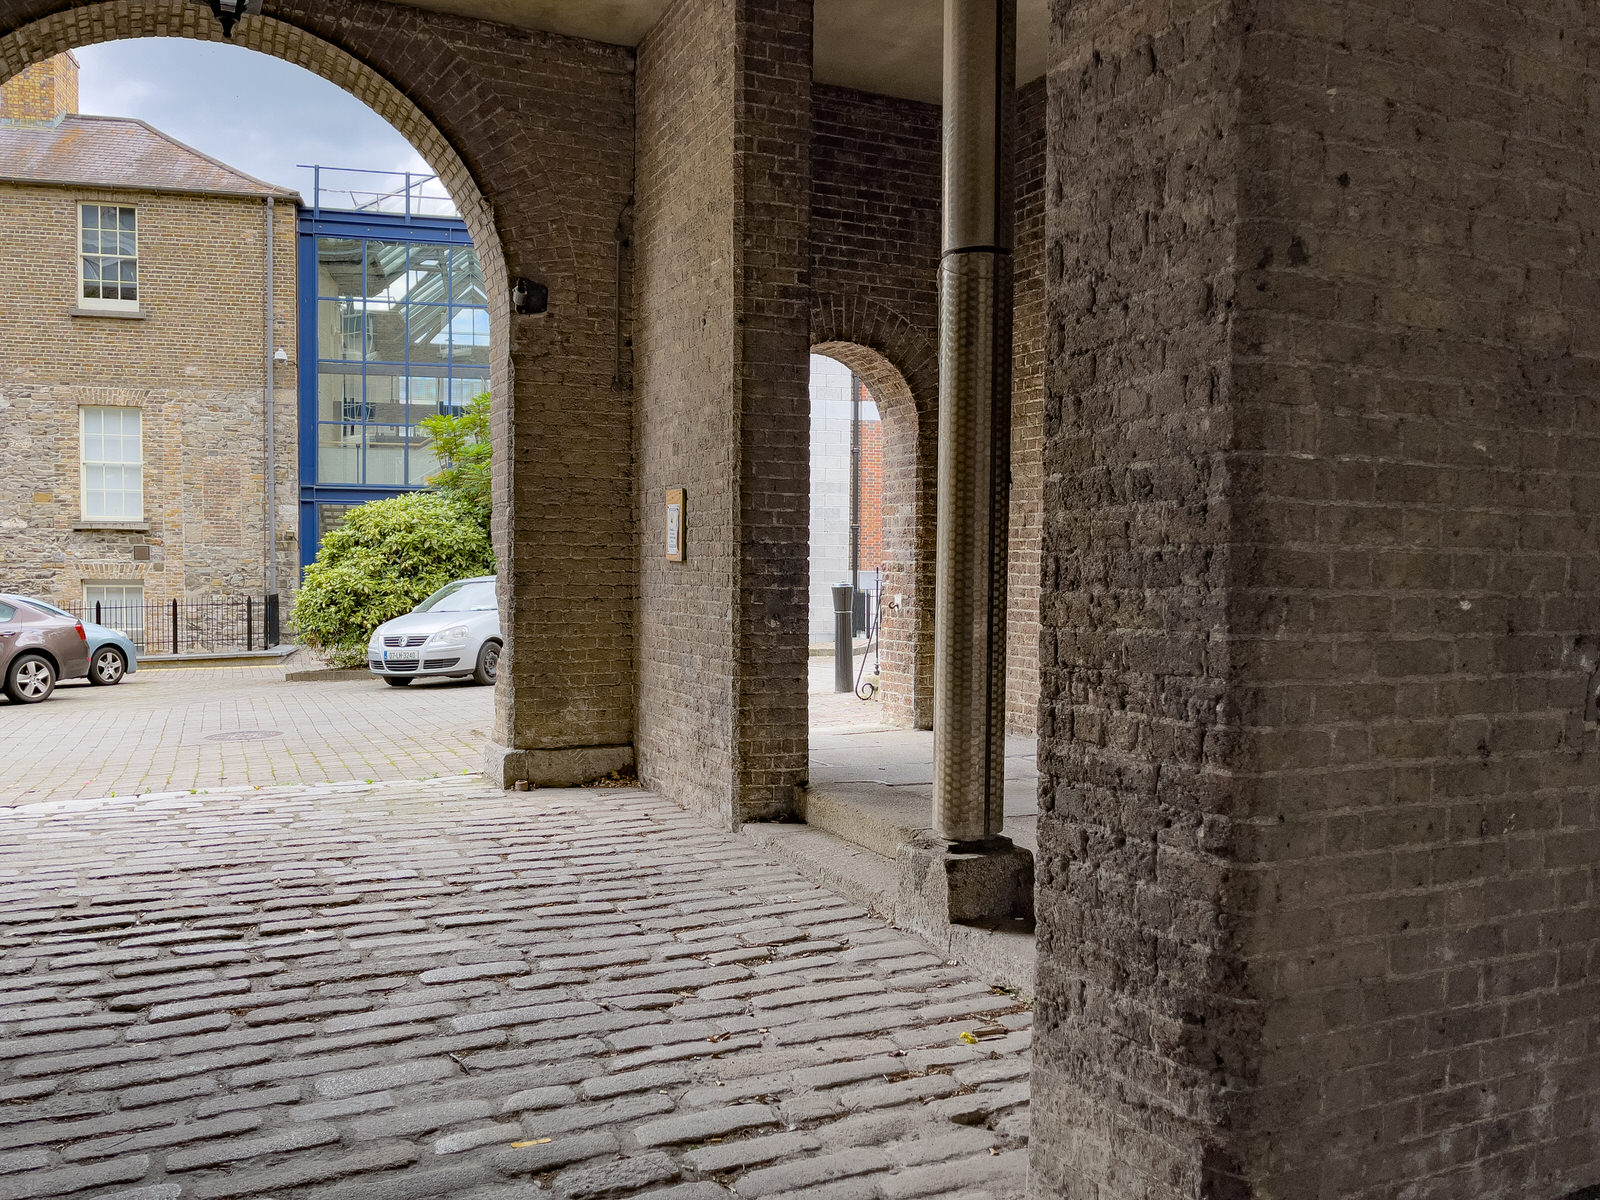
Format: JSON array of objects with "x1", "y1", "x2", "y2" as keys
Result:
[{"x1": 665, "y1": 488, "x2": 685, "y2": 561}]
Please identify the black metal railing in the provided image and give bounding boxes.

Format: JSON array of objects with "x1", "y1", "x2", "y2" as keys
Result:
[{"x1": 65, "y1": 595, "x2": 289, "y2": 655}]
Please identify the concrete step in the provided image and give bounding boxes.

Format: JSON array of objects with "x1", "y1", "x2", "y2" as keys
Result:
[
  {"x1": 801, "y1": 782, "x2": 928, "y2": 859},
  {"x1": 743, "y1": 821, "x2": 897, "y2": 918},
  {"x1": 745, "y1": 815, "x2": 1037, "y2": 998}
]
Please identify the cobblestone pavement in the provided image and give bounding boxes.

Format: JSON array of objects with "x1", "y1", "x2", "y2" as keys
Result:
[
  {"x1": 0, "y1": 776, "x2": 1031, "y2": 1200},
  {"x1": 0, "y1": 666, "x2": 492, "y2": 806}
]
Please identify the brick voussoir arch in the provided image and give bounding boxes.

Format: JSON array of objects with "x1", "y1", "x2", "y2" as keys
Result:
[{"x1": 811, "y1": 294, "x2": 938, "y2": 730}]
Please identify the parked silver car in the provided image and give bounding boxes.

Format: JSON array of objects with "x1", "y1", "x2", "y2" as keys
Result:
[{"x1": 368, "y1": 575, "x2": 500, "y2": 687}]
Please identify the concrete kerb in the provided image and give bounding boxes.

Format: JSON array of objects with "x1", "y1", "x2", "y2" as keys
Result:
[{"x1": 484, "y1": 740, "x2": 636, "y2": 789}]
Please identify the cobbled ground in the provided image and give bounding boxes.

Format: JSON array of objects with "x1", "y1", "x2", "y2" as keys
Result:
[{"x1": 0, "y1": 776, "x2": 1030, "y2": 1200}]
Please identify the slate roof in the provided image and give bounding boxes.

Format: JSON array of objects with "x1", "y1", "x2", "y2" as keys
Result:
[{"x1": 0, "y1": 114, "x2": 299, "y2": 200}]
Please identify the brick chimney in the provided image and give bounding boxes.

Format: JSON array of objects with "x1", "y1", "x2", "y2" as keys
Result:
[{"x1": 0, "y1": 53, "x2": 79, "y2": 126}]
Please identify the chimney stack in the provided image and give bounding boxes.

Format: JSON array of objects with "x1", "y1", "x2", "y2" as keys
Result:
[{"x1": 0, "y1": 53, "x2": 79, "y2": 126}]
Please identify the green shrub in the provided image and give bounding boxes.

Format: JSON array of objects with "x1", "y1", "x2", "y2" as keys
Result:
[
  {"x1": 421, "y1": 391, "x2": 492, "y2": 536},
  {"x1": 292, "y1": 491, "x2": 496, "y2": 667}
]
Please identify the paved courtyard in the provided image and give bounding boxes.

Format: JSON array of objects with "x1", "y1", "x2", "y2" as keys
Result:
[
  {"x1": 0, "y1": 666, "x2": 493, "y2": 806},
  {"x1": 0, "y1": 776, "x2": 1031, "y2": 1200}
]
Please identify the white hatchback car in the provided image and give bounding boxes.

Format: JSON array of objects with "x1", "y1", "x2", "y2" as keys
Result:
[{"x1": 368, "y1": 575, "x2": 501, "y2": 687}]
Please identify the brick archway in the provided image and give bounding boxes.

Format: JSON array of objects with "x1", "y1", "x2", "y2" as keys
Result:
[
  {"x1": 0, "y1": 0, "x2": 641, "y2": 781},
  {"x1": 810, "y1": 308, "x2": 935, "y2": 729}
]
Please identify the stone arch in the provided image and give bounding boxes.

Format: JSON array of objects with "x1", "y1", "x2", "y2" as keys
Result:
[
  {"x1": 811, "y1": 297, "x2": 937, "y2": 729},
  {"x1": 0, "y1": 0, "x2": 642, "y2": 777}
]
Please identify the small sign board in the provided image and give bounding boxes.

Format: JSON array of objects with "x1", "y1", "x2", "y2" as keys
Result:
[{"x1": 665, "y1": 488, "x2": 685, "y2": 561}]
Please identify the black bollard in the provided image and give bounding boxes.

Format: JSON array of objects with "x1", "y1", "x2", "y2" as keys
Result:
[{"x1": 832, "y1": 583, "x2": 855, "y2": 693}]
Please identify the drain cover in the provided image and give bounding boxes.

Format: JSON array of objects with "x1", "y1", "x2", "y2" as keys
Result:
[{"x1": 205, "y1": 730, "x2": 283, "y2": 742}]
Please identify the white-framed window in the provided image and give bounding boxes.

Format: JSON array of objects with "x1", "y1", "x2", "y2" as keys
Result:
[
  {"x1": 80, "y1": 406, "x2": 143, "y2": 521},
  {"x1": 79, "y1": 203, "x2": 139, "y2": 310},
  {"x1": 83, "y1": 583, "x2": 145, "y2": 636}
]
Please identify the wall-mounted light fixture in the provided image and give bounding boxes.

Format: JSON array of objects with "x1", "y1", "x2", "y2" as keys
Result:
[
  {"x1": 512, "y1": 277, "x2": 548, "y2": 316},
  {"x1": 198, "y1": 0, "x2": 262, "y2": 38}
]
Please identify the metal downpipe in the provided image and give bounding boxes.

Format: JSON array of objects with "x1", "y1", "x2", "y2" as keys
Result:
[{"x1": 933, "y1": 0, "x2": 1015, "y2": 845}]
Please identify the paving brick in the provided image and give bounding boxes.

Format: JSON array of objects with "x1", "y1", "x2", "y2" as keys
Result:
[
  {"x1": 733, "y1": 1148, "x2": 889, "y2": 1197},
  {"x1": 554, "y1": 1149, "x2": 681, "y2": 1197},
  {"x1": 686, "y1": 1130, "x2": 816, "y2": 1174},
  {"x1": 0, "y1": 1154, "x2": 149, "y2": 1200},
  {"x1": 187, "y1": 1143, "x2": 419, "y2": 1199},
  {"x1": 348, "y1": 1098, "x2": 493, "y2": 1140},
  {"x1": 166, "y1": 1123, "x2": 340, "y2": 1172},
  {"x1": 62, "y1": 1110, "x2": 264, "y2": 1162},
  {"x1": 0, "y1": 776, "x2": 1031, "y2": 1200},
  {"x1": 634, "y1": 1104, "x2": 780, "y2": 1148},
  {"x1": 311, "y1": 1057, "x2": 458, "y2": 1098},
  {"x1": 493, "y1": 1130, "x2": 619, "y2": 1176}
]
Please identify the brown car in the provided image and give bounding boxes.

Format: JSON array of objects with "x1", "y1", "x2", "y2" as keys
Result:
[{"x1": 0, "y1": 594, "x2": 91, "y2": 704}]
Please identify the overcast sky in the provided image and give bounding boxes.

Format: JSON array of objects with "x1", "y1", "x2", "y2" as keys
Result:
[{"x1": 75, "y1": 38, "x2": 430, "y2": 198}]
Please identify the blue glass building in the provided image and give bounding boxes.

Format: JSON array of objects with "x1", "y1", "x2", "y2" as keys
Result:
[{"x1": 297, "y1": 168, "x2": 489, "y2": 565}]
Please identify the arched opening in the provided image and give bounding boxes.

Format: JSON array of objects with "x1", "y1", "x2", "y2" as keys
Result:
[
  {"x1": 0, "y1": 4, "x2": 520, "y2": 788},
  {"x1": 808, "y1": 342, "x2": 931, "y2": 730}
]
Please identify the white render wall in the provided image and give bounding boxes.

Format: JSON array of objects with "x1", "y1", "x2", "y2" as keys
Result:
[{"x1": 809, "y1": 354, "x2": 879, "y2": 641}]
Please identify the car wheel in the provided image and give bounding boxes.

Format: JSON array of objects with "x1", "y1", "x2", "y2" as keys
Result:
[
  {"x1": 88, "y1": 646, "x2": 127, "y2": 686},
  {"x1": 473, "y1": 639, "x2": 501, "y2": 686},
  {"x1": 5, "y1": 654, "x2": 57, "y2": 704},
  {"x1": 383, "y1": 676, "x2": 412, "y2": 688}
]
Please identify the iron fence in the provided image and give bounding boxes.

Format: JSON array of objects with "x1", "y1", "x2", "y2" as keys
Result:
[{"x1": 64, "y1": 595, "x2": 289, "y2": 656}]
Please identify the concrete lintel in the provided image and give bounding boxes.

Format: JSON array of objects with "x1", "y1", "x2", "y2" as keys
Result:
[{"x1": 484, "y1": 741, "x2": 634, "y2": 789}]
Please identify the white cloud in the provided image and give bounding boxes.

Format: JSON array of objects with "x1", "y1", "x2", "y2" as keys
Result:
[{"x1": 72, "y1": 38, "x2": 432, "y2": 197}]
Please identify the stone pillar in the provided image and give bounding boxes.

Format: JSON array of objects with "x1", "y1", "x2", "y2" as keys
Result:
[
  {"x1": 921, "y1": 0, "x2": 1033, "y2": 928},
  {"x1": 1033, "y1": 1, "x2": 1600, "y2": 1197},
  {"x1": 633, "y1": 0, "x2": 812, "y2": 827}
]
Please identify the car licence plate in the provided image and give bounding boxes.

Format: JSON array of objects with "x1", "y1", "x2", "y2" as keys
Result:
[{"x1": 384, "y1": 650, "x2": 418, "y2": 662}]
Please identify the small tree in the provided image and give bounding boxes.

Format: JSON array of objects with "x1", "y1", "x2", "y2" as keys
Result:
[
  {"x1": 421, "y1": 391, "x2": 492, "y2": 535},
  {"x1": 293, "y1": 491, "x2": 495, "y2": 667}
]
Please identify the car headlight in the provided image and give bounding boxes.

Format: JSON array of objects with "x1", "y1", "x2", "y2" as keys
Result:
[{"x1": 430, "y1": 624, "x2": 469, "y2": 644}]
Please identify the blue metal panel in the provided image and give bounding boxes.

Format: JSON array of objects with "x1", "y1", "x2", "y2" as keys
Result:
[{"x1": 296, "y1": 204, "x2": 483, "y2": 569}]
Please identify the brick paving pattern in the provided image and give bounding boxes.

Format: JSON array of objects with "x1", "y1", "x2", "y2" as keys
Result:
[
  {"x1": 0, "y1": 776, "x2": 1031, "y2": 1200},
  {"x1": 0, "y1": 667, "x2": 492, "y2": 806}
]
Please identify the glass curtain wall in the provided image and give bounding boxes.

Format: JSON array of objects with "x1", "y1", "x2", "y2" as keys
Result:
[{"x1": 314, "y1": 237, "x2": 489, "y2": 487}]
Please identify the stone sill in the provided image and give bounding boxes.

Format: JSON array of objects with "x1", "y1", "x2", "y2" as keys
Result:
[
  {"x1": 68, "y1": 306, "x2": 146, "y2": 320},
  {"x1": 72, "y1": 522, "x2": 150, "y2": 532}
]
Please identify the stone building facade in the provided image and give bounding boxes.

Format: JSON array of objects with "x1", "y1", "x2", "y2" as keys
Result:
[
  {"x1": 0, "y1": 54, "x2": 297, "y2": 621},
  {"x1": 0, "y1": 2, "x2": 1596, "y2": 1197}
]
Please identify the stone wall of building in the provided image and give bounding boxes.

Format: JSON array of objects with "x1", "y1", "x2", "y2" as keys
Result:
[
  {"x1": 1034, "y1": 1, "x2": 1600, "y2": 1197},
  {"x1": 634, "y1": 0, "x2": 811, "y2": 826},
  {"x1": 0, "y1": 180, "x2": 297, "y2": 612}
]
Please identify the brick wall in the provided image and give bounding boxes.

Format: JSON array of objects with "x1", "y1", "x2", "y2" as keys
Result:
[
  {"x1": 1033, "y1": 0, "x2": 1250, "y2": 1195},
  {"x1": 635, "y1": 0, "x2": 740, "y2": 820},
  {"x1": 859, "y1": 401, "x2": 883, "y2": 569},
  {"x1": 0, "y1": 50, "x2": 73, "y2": 122},
  {"x1": 635, "y1": 0, "x2": 811, "y2": 826},
  {"x1": 1035, "y1": 1, "x2": 1600, "y2": 1197},
  {"x1": 1008, "y1": 79, "x2": 1045, "y2": 739},
  {"x1": 0, "y1": 180, "x2": 297, "y2": 608}
]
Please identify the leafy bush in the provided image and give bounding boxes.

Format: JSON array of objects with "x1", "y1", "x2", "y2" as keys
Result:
[
  {"x1": 421, "y1": 391, "x2": 492, "y2": 536},
  {"x1": 292, "y1": 491, "x2": 496, "y2": 667}
]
